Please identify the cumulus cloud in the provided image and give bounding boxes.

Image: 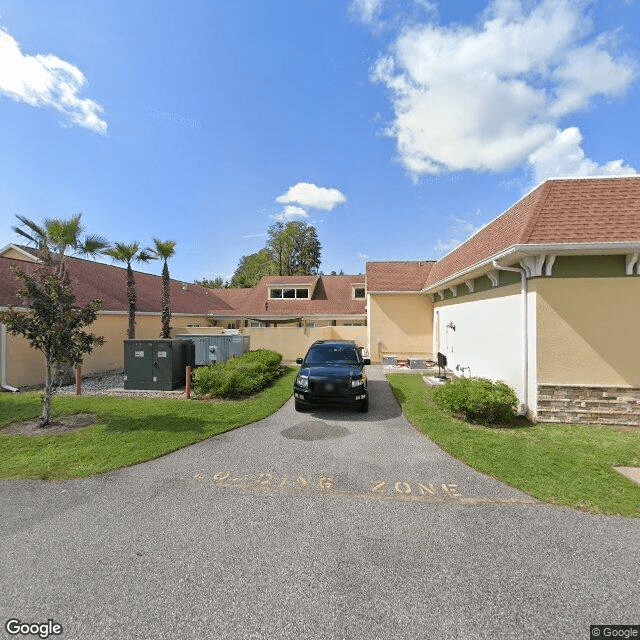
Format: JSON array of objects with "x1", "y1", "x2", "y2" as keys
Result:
[
  {"x1": 0, "y1": 28, "x2": 107, "y2": 134},
  {"x1": 528, "y1": 127, "x2": 636, "y2": 183},
  {"x1": 274, "y1": 205, "x2": 309, "y2": 222},
  {"x1": 276, "y1": 182, "x2": 347, "y2": 211},
  {"x1": 370, "y1": 0, "x2": 636, "y2": 182}
]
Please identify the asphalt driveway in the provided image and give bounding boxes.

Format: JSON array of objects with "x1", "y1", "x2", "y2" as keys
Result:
[{"x1": 1, "y1": 367, "x2": 638, "y2": 640}]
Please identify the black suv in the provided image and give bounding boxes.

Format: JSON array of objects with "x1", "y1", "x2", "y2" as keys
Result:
[{"x1": 294, "y1": 340, "x2": 371, "y2": 412}]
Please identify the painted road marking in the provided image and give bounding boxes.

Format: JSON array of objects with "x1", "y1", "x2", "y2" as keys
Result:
[{"x1": 110, "y1": 469, "x2": 539, "y2": 507}]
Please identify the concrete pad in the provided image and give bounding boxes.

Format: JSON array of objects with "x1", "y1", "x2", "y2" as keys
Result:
[{"x1": 614, "y1": 466, "x2": 640, "y2": 486}]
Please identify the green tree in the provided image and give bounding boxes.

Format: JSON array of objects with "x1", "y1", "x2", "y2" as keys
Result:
[
  {"x1": 0, "y1": 251, "x2": 104, "y2": 427},
  {"x1": 12, "y1": 213, "x2": 108, "y2": 277},
  {"x1": 146, "y1": 238, "x2": 176, "y2": 338},
  {"x1": 229, "y1": 249, "x2": 276, "y2": 288},
  {"x1": 103, "y1": 242, "x2": 155, "y2": 339},
  {"x1": 3, "y1": 213, "x2": 108, "y2": 424},
  {"x1": 194, "y1": 276, "x2": 227, "y2": 289},
  {"x1": 266, "y1": 221, "x2": 321, "y2": 276}
]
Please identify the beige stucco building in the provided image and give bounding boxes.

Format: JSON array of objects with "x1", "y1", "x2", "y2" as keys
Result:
[{"x1": 2, "y1": 176, "x2": 640, "y2": 425}]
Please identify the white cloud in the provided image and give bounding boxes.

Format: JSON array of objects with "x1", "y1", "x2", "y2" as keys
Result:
[
  {"x1": 273, "y1": 205, "x2": 309, "y2": 222},
  {"x1": 349, "y1": 0, "x2": 383, "y2": 24},
  {"x1": 276, "y1": 182, "x2": 347, "y2": 211},
  {"x1": 528, "y1": 127, "x2": 636, "y2": 183},
  {"x1": 371, "y1": 0, "x2": 636, "y2": 181},
  {"x1": 0, "y1": 28, "x2": 106, "y2": 134}
]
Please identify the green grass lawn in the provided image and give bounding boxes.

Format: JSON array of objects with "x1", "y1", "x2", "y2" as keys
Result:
[
  {"x1": 388, "y1": 373, "x2": 640, "y2": 517},
  {"x1": 0, "y1": 367, "x2": 297, "y2": 480}
]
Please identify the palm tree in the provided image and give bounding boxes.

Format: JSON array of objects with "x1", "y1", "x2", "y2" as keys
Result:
[
  {"x1": 103, "y1": 242, "x2": 155, "y2": 339},
  {"x1": 146, "y1": 238, "x2": 176, "y2": 339},
  {"x1": 13, "y1": 213, "x2": 108, "y2": 277}
]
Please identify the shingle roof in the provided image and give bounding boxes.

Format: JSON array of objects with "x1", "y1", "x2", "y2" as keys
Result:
[
  {"x1": 0, "y1": 252, "x2": 366, "y2": 318},
  {"x1": 0, "y1": 254, "x2": 232, "y2": 314},
  {"x1": 211, "y1": 275, "x2": 366, "y2": 317},
  {"x1": 425, "y1": 176, "x2": 640, "y2": 288},
  {"x1": 366, "y1": 261, "x2": 435, "y2": 292}
]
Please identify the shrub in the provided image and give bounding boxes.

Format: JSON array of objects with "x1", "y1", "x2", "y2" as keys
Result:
[
  {"x1": 432, "y1": 376, "x2": 518, "y2": 424},
  {"x1": 193, "y1": 349, "x2": 284, "y2": 399}
]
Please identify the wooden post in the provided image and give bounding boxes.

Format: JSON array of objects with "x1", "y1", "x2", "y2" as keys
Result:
[
  {"x1": 75, "y1": 366, "x2": 82, "y2": 395},
  {"x1": 185, "y1": 366, "x2": 191, "y2": 399}
]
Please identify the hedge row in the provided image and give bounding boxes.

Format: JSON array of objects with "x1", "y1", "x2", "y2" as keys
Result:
[{"x1": 193, "y1": 349, "x2": 284, "y2": 399}]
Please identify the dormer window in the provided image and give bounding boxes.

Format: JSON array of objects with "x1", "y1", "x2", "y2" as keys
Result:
[
  {"x1": 270, "y1": 287, "x2": 309, "y2": 299},
  {"x1": 352, "y1": 285, "x2": 366, "y2": 299}
]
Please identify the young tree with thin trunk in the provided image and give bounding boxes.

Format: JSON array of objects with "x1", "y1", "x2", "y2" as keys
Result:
[
  {"x1": 1, "y1": 214, "x2": 107, "y2": 427},
  {"x1": 103, "y1": 242, "x2": 154, "y2": 339},
  {"x1": 146, "y1": 238, "x2": 176, "y2": 339}
]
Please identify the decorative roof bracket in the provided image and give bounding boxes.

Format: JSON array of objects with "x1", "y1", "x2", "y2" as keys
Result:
[
  {"x1": 519, "y1": 254, "x2": 547, "y2": 278},
  {"x1": 626, "y1": 253, "x2": 639, "y2": 275},
  {"x1": 544, "y1": 254, "x2": 556, "y2": 276}
]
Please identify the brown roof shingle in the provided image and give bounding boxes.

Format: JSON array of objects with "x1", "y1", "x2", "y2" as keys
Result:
[
  {"x1": 366, "y1": 261, "x2": 435, "y2": 292},
  {"x1": 211, "y1": 275, "x2": 366, "y2": 318},
  {"x1": 0, "y1": 254, "x2": 233, "y2": 314},
  {"x1": 425, "y1": 176, "x2": 640, "y2": 288}
]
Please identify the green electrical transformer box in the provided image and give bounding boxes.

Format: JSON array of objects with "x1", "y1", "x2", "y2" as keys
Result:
[{"x1": 123, "y1": 339, "x2": 195, "y2": 390}]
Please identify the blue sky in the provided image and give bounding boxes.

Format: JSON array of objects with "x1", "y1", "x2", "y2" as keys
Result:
[{"x1": 0, "y1": 0, "x2": 638, "y2": 283}]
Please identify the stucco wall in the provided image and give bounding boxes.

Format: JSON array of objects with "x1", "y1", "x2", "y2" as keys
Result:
[
  {"x1": 535, "y1": 277, "x2": 640, "y2": 387},
  {"x1": 433, "y1": 284, "x2": 528, "y2": 404},
  {"x1": 3, "y1": 312, "x2": 211, "y2": 387},
  {"x1": 242, "y1": 325, "x2": 368, "y2": 361},
  {"x1": 368, "y1": 293, "x2": 432, "y2": 363}
]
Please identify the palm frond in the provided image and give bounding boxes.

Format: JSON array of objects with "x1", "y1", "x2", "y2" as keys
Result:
[
  {"x1": 148, "y1": 238, "x2": 177, "y2": 260},
  {"x1": 136, "y1": 250, "x2": 155, "y2": 263},
  {"x1": 78, "y1": 234, "x2": 109, "y2": 256},
  {"x1": 13, "y1": 215, "x2": 46, "y2": 247}
]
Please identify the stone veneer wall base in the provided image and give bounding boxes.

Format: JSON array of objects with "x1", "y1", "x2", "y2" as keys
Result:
[{"x1": 537, "y1": 385, "x2": 640, "y2": 426}]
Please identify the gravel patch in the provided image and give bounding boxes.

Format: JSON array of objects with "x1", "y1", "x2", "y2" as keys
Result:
[{"x1": 56, "y1": 369, "x2": 185, "y2": 399}]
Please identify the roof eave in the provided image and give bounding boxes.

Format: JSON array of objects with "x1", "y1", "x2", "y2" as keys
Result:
[{"x1": 421, "y1": 242, "x2": 640, "y2": 293}]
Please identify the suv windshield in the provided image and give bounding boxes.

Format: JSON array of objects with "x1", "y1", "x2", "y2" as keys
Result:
[{"x1": 305, "y1": 345, "x2": 360, "y2": 365}]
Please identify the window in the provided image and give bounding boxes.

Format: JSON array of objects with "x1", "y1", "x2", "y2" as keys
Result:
[
  {"x1": 270, "y1": 287, "x2": 309, "y2": 299},
  {"x1": 306, "y1": 345, "x2": 359, "y2": 365},
  {"x1": 352, "y1": 286, "x2": 366, "y2": 299}
]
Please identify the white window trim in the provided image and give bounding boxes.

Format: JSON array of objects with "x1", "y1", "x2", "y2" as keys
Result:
[{"x1": 269, "y1": 287, "x2": 310, "y2": 300}]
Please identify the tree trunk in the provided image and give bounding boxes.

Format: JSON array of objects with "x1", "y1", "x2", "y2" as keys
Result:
[
  {"x1": 41, "y1": 355, "x2": 53, "y2": 427},
  {"x1": 161, "y1": 261, "x2": 171, "y2": 338},
  {"x1": 127, "y1": 264, "x2": 136, "y2": 339}
]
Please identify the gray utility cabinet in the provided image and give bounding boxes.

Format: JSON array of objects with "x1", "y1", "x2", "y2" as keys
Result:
[
  {"x1": 124, "y1": 339, "x2": 195, "y2": 390},
  {"x1": 175, "y1": 334, "x2": 250, "y2": 366}
]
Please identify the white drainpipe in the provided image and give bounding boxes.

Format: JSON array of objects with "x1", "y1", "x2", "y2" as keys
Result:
[
  {"x1": 1, "y1": 323, "x2": 19, "y2": 392},
  {"x1": 492, "y1": 260, "x2": 528, "y2": 416}
]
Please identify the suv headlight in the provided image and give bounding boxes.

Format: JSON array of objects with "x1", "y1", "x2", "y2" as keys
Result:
[
  {"x1": 296, "y1": 375, "x2": 309, "y2": 389},
  {"x1": 351, "y1": 378, "x2": 364, "y2": 388}
]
